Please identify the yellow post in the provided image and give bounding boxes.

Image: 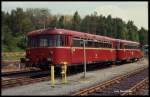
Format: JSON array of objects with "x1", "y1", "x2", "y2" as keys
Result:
[
  {"x1": 64, "y1": 64, "x2": 67, "y2": 83},
  {"x1": 51, "y1": 65, "x2": 55, "y2": 87},
  {"x1": 61, "y1": 62, "x2": 67, "y2": 84}
]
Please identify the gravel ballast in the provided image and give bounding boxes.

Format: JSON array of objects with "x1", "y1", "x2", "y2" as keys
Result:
[{"x1": 2, "y1": 59, "x2": 148, "y2": 95}]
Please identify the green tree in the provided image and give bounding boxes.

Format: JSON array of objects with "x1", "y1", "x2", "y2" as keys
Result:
[
  {"x1": 2, "y1": 25, "x2": 17, "y2": 51},
  {"x1": 96, "y1": 15, "x2": 107, "y2": 36},
  {"x1": 26, "y1": 8, "x2": 51, "y2": 29},
  {"x1": 72, "y1": 11, "x2": 81, "y2": 31},
  {"x1": 48, "y1": 15, "x2": 58, "y2": 28},
  {"x1": 80, "y1": 15, "x2": 90, "y2": 33},
  {"x1": 138, "y1": 27, "x2": 148, "y2": 45},
  {"x1": 106, "y1": 15, "x2": 113, "y2": 37},
  {"x1": 2, "y1": 8, "x2": 148, "y2": 52},
  {"x1": 90, "y1": 12, "x2": 98, "y2": 35},
  {"x1": 127, "y1": 21, "x2": 139, "y2": 41},
  {"x1": 58, "y1": 15, "x2": 65, "y2": 28}
]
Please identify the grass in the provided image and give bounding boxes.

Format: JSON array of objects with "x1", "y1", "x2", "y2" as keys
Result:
[{"x1": 2, "y1": 52, "x2": 25, "y2": 61}]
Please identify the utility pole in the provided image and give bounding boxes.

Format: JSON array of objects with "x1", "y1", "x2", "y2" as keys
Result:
[
  {"x1": 83, "y1": 39, "x2": 86, "y2": 78},
  {"x1": 41, "y1": 9, "x2": 47, "y2": 29},
  {"x1": 44, "y1": 21, "x2": 45, "y2": 29}
]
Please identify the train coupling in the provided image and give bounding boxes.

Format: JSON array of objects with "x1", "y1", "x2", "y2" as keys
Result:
[{"x1": 20, "y1": 57, "x2": 30, "y2": 63}]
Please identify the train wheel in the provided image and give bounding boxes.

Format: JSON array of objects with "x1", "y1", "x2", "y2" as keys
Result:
[
  {"x1": 131, "y1": 59, "x2": 134, "y2": 63},
  {"x1": 111, "y1": 61, "x2": 116, "y2": 67},
  {"x1": 25, "y1": 63, "x2": 30, "y2": 68}
]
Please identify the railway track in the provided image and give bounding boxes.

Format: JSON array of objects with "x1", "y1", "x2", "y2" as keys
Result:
[
  {"x1": 121, "y1": 77, "x2": 148, "y2": 95},
  {"x1": 71, "y1": 67, "x2": 148, "y2": 96},
  {"x1": 2, "y1": 69, "x2": 47, "y2": 77},
  {"x1": 2, "y1": 60, "x2": 20, "y2": 67},
  {"x1": 2, "y1": 70, "x2": 50, "y2": 89},
  {"x1": 2, "y1": 76, "x2": 50, "y2": 89},
  {"x1": 1, "y1": 64, "x2": 110, "y2": 89},
  {"x1": 2, "y1": 59, "x2": 147, "y2": 91}
]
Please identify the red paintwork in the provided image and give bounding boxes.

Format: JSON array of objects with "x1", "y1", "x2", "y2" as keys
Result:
[
  {"x1": 26, "y1": 47, "x2": 116, "y2": 66},
  {"x1": 117, "y1": 49, "x2": 142, "y2": 61},
  {"x1": 26, "y1": 28, "x2": 143, "y2": 67},
  {"x1": 71, "y1": 48, "x2": 116, "y2": 65},
  {"x1": 116, "y1": 39, "x2": 143, "y2": 61}
]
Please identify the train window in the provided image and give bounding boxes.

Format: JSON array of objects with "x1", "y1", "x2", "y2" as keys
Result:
[
  {"x1": 87, "y1": 40, "x2": 94, "y2": 47},
  {"x1": 72, "y1": 38, "x2": 83, "y2": 47},
  {"x1": 124, "y1": 44, "x2": 138, "y2": 49},
  {"x1": 48, "y1": 35, "x2": 64, "y2": 46},
  {"x1": 98, "y1": 42, "x2": 101, "y2": 47},
  {"x1": 97, "y1": 42, "x2": 101, "y2": 48},
  {"x1": 39, "y1": 38, "x2": 48, "y2": 47},
  {"x1": 94, "y1": 42, "x2": 99, "y2": 47},
  {"x1": 103, "y1": 43, "x2": 106, "y2": 48},
  {"x1": 101, "y1": 42, "x2": 112, "y2": 48},
  {"x1": 116, "y1": 42, "x2": 120, "y2": 49},
  {"x1": 27, "y1": 35, "x2": 64, "y2": 48},
  {"x1": 108, "y1": 43, "x2": 112, "y2": 48},
  {"x1": 132, "y1": 45, "x2": 138, "y2": 49},
  {"x1": 71, "y1": 38, "x2": 112, "y2": 48},
  {"x1": 93, "y1": 41, "x2": 111, "y2": 48},
  {"x1": 55, "y1": 35, "x2": 64, "y2": 46},
  {"x1": 106, "y1": 43, "x2": 108, "y2": 48},
  {"x1": 95, "y1": 41, "x2": 99, "y2": 47},
  {"x1": 27, "y1": 37, "x2": 32, "y2": 47},
  {"x1": 105, "y1": 43, "x2": 108, "y2": 48},
  {"x1": 125, "y1": 45, "x2": 128, "y2": 49},
  {"x1": 27, "y1": 37, "x2": 38, "y2": 48},
  {"x1": 104, "y1": 43, "x2": 106, "y2": 48},
  {"x1": 98, "y1": 42, "x2": 102, "y2": 47}
]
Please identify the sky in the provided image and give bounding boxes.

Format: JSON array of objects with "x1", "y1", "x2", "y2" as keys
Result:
[{"x1": 2, "y1": 1, "x2": 148, "y2": 29}]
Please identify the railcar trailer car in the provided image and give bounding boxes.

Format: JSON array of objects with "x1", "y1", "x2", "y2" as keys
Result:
[{"x1": 116, "y1": 39, "x2": 143, "y2": 62}]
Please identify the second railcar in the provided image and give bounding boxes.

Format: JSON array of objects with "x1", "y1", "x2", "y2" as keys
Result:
[{"x1": 116, "y1": 39, "x2": 143, "y2": 62}]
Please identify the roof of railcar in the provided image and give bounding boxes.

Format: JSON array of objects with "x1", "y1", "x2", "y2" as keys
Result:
[
  {"x1": 27, "y1": 28, "x2": 140, "y2": 44},
  {"x1": 116, "y1": 39, "x2": 139, "y2": 45},
  {"x1": 27, "y1": 28, "x2": 115, "y2": 42}
]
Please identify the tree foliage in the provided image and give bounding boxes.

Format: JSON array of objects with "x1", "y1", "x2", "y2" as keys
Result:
[{"x1": 2, "y1": 8, "x2": 148, "y2": 51}]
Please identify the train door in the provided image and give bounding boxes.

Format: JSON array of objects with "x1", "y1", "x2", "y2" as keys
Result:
[
  {"x1": 63, "y1": 35, "x2": 72, "y2": 64},
  {"x1": 71, "y1": 38, "x2": 84, "y2": 64},
  {"x1": 116, "y1": 40, "x2": 120, "y2": 61}
]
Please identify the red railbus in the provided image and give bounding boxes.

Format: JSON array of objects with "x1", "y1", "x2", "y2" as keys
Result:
[{"x1": 22, "y1": 28, "x2": 143, "y2": 69}]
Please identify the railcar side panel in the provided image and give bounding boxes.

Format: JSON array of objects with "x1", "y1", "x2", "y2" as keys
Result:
[{"x1": 117, "y1": 49, "x2": 143, "y2": 61}]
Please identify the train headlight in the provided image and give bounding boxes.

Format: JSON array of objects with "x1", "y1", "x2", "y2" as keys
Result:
[
  {"x1": 63, "y1": 62, "x2": 67, "y2": 65},
  {"x1": 47, "y1": 58, "x2": 52, "y2": 64},
  {"x1": 47, "y1": 58, "x2": 51, "y2": 61},
  {"x1": 47, "y1": 58, "x2": 52, "y2": 62},
  {"x1": 25, "y1": 58, "x2": 30, "y2": 62},
  {"x1": 61, "y1": 61, "x2": 68, "y2": 65}
]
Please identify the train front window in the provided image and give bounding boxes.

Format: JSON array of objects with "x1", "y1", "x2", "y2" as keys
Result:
[
  {"x1": 28, "y1": 35, "x2": 64, "y2": 47},
  {"x1": 39, "y1": 38, "x2": 48, "y2": 47}
]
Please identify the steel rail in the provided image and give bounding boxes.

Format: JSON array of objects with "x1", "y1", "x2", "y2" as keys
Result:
[
  {"x1": 71, "y1": 66, "x2": 148, "y2": 96},
  {"x1": 121, "y1": 77, "x2": 148, "y2": 96}
]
